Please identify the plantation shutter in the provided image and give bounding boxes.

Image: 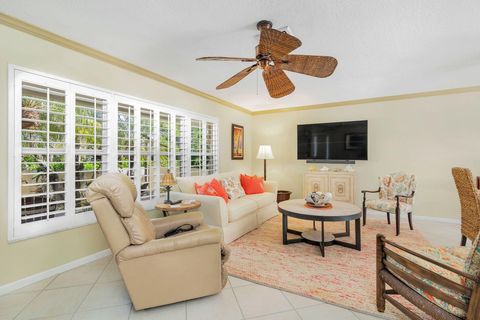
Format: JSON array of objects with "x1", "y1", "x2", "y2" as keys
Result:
[
  {"x1": 140, "y1": 108, "x2": 157, "y2": 200},
  {"x1": 175, "y1": 115, "x2": 188, "y2": 177},
  {"x1": 117, "y1": 104, "x2": 136, "y2": 180},
  {"x1": 205, "y1": 121, "x2": 218, "y2": 175},
  {"x1": 190, "y1": 119, "x2": 203, "y2": 176},
  {"x1": 20, "y1": 82, "x2": 67, "y2": 224},
  {"x1": 74, "y1": 93, "x2": 109, "y2": 214},
  {"x1": 159, "y1": 112, "x2": 171, "y2": 181}
]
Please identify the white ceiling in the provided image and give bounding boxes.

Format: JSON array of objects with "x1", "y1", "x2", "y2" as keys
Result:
[{"x1": 1, "y1": 0, "x2": 479, "y2": 111}]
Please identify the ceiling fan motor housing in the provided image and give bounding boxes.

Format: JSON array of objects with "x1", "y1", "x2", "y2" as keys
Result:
[{"x1": 256, "y1": 20, "x2": 273, "y2": 31}]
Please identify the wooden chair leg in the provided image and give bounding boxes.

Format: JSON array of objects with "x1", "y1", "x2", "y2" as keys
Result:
[
  {"x1": 386, "y1": 212, "x2": 391, "y2": 224},
  {"x1": 461, "y1": 235, "x2": 467, "y2": 246},
  {"x1": 395, "y1": 209, "x2": 400, "y2": 236},
  {"x1": 362, "y1": 204, "x2": 367, "y2": 226},
  {"x1": 407, "y1": 212, "x2": 413, "y2": 230},
  {"x1": 376, "y1": 234, "x2": 386, "y2": 312}
]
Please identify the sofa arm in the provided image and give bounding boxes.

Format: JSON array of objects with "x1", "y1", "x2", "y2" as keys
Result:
[
  {"x1": 264, "y1": 180, "x2": 278, "y2": 195},
  {"x1": 151, "y1": 211, "x2": 204, "y2": 238},
  {"x1": 170, "y1": 192, "x2": 228, "y2": 227},
  {"x1": 117, "y1": 225, "x2": 222, "y2": 262}
]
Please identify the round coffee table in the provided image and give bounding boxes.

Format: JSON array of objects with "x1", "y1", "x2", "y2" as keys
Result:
[{"x1": 278, "y1": 199, "x2": 362, "y2": 257}]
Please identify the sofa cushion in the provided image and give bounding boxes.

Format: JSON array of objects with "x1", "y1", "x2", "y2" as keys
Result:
[
  {"x1": 245, "y1": 192, "x2": 276, "y2": 208},
  {"x1": 228, "y1": 197, "x2": 257, "y2": 222},
  {"x1": 386, "y1": 246, "x2": 467, "y2": 318},
  {"x1": 365, "y1": 199, "x2": 412, "y2": 215}
]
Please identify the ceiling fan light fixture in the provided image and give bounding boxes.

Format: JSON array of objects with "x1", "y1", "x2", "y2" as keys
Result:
[{"x1": 196, "y1": 20, "x2": 337, "y2": 99}]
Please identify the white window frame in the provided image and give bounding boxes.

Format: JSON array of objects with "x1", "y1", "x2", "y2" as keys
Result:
[{"x1": 8, "y1": 65, "x2": 219, "y2": 242}]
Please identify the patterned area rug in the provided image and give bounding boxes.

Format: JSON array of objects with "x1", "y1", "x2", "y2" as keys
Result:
[{"x1": 225, "y1": 215, "x2": 434, "y2": 319}]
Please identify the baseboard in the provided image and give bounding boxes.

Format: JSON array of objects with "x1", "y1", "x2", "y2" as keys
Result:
[
  {"x1": 366, "y1": 209, "x2": 460, "y2": 224},
  {"x1": 0, "y1": 249, "x2": 112, "y2": 296}
]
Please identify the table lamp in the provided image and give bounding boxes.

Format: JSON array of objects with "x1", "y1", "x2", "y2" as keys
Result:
[
  {"x1": 160, "y1": 170, "x2": 179, "y2": 204},
  {"x1": 256, "y1": 145, "x2": 274, "y2": 180}
]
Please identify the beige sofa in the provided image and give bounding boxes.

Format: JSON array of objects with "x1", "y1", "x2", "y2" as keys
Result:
[
  {"x1": 171, "y1": 171, "x2": 279, "y2": 244},
  {"x1": 87, "y1": 173, "x2": 227, "y2": 310}
]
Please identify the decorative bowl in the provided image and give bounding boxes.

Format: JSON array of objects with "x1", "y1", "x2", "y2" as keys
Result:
[{"x1": 305, "y1": 192, "x2": 332, "y2": 207}]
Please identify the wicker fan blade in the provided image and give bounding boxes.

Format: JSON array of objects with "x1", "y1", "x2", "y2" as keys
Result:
[
  {"x1": 216, "y1": 64, "x2": 258, "y2": 89},
  {"x1": 259, "y1": 29, "x2": 302, "y2": 59},
  {"x1": 281, "y1": 55, "x2": 338, "y2": 78},
  {"x1": 262, "y1": 67, "x2": 295, "y2": 98},
  {"x1": 197, "y1": 56, "x2": 257, "y2": 62}
]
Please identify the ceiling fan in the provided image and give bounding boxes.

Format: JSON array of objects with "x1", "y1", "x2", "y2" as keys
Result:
[{"x1": 196, "y1": 20, "x2": 338, "y2": 99}]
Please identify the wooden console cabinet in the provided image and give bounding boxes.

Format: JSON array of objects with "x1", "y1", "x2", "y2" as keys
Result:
[{"x1": 303, "y1": 171, "x2": 356, "y2": 204}]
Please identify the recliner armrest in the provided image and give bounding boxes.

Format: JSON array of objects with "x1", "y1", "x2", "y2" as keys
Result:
[
  {"x1": 151, "y1": 211, "x2": 204, "y2": 238},
  {"x1": 117, "y1": 225, "x2": 222, "y2": 262}
]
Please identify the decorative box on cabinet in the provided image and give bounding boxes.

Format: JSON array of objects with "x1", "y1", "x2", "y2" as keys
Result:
[{"x1": 303, "y1": 171, "x2": 356, "y2": 204}]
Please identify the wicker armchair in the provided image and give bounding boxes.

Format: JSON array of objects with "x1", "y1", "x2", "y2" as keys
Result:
[
  {"x1": 376, "y1": 234, "x2": 480, "y2": 320},
  {"x1": 452, "y1": 168, "x2": 480, "y2": 246}
]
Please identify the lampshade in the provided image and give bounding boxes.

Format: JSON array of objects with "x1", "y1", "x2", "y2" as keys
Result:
[
  {"x1": 160, "y1": 171, "x2": 177, "y2": 186},
  {"x1": 256, "y1": 145, "x2": 274, "y2": 160}
]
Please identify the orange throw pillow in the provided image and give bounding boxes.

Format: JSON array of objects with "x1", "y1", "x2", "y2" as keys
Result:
[
  {"x1": 195, "y1": 179, "x2": 229, "y2": 203},
  {"x1": 210, "y1": 178, "x2": 229, "y2": 203},
  {"x1": 240, "y1": 174, "x2": 265, "y2": 195}
]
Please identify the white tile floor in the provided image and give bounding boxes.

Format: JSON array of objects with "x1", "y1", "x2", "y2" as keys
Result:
[{"x1": 0, "y1": 218, "x2": 460, "y2": 320}]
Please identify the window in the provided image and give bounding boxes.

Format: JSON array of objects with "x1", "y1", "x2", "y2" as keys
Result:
[{"x1": 9, "y1": 66, "x2": 219, "y2": 241}]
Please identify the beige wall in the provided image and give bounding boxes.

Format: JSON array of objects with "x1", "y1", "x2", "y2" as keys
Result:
[
  {"x1": 0, "y1": 25, "x2": 252, "y2": 286},
  {"x1": 252, "y1": 92, "x2": 480, "y2": 219}
]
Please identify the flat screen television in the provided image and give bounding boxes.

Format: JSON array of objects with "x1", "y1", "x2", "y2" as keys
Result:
[{"x1": 297, "y1": 120, "x2": 368, "y2": 161}]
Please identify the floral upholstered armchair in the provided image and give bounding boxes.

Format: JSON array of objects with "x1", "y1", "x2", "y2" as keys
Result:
[{"x1": 362, "y1": 172, "x2": 416, "y2": 236}]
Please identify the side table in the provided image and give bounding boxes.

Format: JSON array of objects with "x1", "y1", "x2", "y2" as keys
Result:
[{"x1": 155, "y1": 201, "x2": 201, "y2": 216}]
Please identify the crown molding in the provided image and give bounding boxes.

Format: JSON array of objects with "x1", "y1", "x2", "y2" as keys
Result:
[
  {"x1": 0, "y1": 13, "x2": 253, "y2": 115},
  {"x1": 252, "y1": 85, "x2": 480, "y2": 115}
]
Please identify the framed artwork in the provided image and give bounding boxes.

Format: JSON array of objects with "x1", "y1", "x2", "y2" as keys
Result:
[{"x1": 231, "y1": 124, "x2": 244, "y2": 160}]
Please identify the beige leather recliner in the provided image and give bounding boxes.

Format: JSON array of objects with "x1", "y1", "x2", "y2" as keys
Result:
[{"x1": 86, "y1": 173, "x2": 228, "y2": 310}]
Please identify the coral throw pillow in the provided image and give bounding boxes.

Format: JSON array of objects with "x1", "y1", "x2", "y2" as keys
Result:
[
  {"x1": 195, "y1": 179, "x2": 229, "y2": 203},
  {"x1": 240, "y1": 174, "x2": 265, "y2": 195},
  {"x1": 210, "y1": 179, "x2": 229, "y2": 203}
]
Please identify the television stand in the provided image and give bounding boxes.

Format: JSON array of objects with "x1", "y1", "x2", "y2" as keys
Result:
[{"x1": 304, "y1": 171, "x2": 356, "y2": 204}]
